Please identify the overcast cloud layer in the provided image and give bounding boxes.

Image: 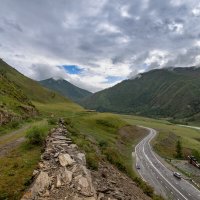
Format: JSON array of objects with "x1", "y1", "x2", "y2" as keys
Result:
[{"x1": 1, "y1": 0, "x2": 200, "y2": 92}]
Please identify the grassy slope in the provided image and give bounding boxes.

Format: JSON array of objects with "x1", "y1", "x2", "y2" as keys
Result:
[
  {"x1": 0, "y1": 120, "x2": 48, "y2": 200},
  {"x1": 39, "y1": 78, "x2": 92, "y2": 102},
  {"x1": 0, "y1": 70, "x2": 36, "y2": 122},
  {"x1": 81, "y1": 67, "x2": 200, "y2": 121},
  {"x1": 121, "y1": 115, "x2": 200, "y2": 159},
  {"x1": 0, "y1": 59, "x2": 69, "y2": 103}
]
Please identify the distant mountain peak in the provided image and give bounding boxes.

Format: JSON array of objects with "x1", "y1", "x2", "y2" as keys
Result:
[
  {"x1": 52, "y1": 76, "x2": 65, "y2": 81},
  {"x1": 129, "y1": 73, "x2": 142, "y2": 80},
  {"x1": 39, "y1": 78, "x2": 92, "y2": 102}
]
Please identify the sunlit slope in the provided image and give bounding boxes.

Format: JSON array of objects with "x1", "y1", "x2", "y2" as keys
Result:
[{"x1": 0, "y1": 59, "x2": 69, "y2": 103}]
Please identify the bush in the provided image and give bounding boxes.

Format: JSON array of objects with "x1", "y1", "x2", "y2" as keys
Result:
[
  {"x1": 26, "y1": 125, "x2": 48, "y2": 145},
  {"x1": 9, "y1": 121, "x2": 20, "y2": 129},
  {"x1": 98, "y1": 140, "x2": 108, "y2": 149},
  {"x1": 86, "y1": 152, "x2": 99, "y2": 170},
  {"x1": 48, "y1": 118, "x2": 57, "y2": 125},
  {"x1": 103, "y1": 147, "x2": 127, "y2": 173}
]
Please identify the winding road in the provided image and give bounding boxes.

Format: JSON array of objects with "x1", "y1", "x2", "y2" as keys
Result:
[{"x1": 135, "y1": 126, "x2": 200, "y2": 200}]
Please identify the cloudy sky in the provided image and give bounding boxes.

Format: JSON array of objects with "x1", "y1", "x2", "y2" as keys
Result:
[{"x1": 1, "y1": 0, "x2": 200, "y2": 92}]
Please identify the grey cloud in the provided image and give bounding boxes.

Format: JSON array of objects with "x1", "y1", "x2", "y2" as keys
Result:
[{"x1": 0, "y1": 0, "x2": 200, "y2": 91}]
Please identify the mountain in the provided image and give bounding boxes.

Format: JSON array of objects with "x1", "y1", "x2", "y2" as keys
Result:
[
  {"x1": 81, "y1": 67, "x2": 200, "y2": 120},
  {"x1": 39, "y1": 78, "x2": 92, "y2": 102},
  {"x1": 0, "y1": 59, "x2": 72, "y2": 124}
]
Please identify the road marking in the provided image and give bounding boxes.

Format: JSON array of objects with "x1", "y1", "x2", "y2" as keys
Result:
[
  {"x1": 141, "y1": 144, "x2": 188, "y2": 200},
  {"x1": 145, "y1": 127, "x2": 200, "y2": 195},
  {"x1": 135, "y1": 127, "x2": 189, "y2": 200}
]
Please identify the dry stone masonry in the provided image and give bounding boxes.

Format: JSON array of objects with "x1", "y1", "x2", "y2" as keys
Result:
[{"x1": 21, "y1": 122, "x2": 96, "y2": 200}]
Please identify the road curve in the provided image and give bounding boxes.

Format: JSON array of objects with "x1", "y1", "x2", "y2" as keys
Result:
[{"x1": 135, "y1": 126, "x2": 200, "y2": 200}]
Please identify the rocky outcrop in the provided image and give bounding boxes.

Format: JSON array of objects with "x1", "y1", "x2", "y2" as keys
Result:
[{"x1": 21, "y1": 122, "x2": 97, "y2": 200}]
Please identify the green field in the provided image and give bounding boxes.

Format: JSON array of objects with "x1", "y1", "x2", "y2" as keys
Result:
[{"x1": 120, "y1": 115, "x2": 200, "y2": 159}]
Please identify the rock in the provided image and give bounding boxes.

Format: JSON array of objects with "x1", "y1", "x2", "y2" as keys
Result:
[
  {"x1": 38, "y1": 162, "x2": 44, "y2": 169},
  {"x1": 56, "y1": 174, "x2": 62, "y2": 188},
  {"x1": 59, "y1": 153, "x2": 74, "y2": 166},
  {"x1": 43, "y1": 190, "x2": 50, "y2": 197},
  {"x1": 79, "y1": 176, "x2": 89, "y2": 188},
  {"x1": 22, "y1": 171, "x2": 51, "y2": 199},
  {"x1": 84, "y1": 197, "x2": 97, "y2": 200},
  {"x1": 42, "y1": 152, "x2": 51, "y2": 160},
  {"x1": 53, "y1": 135, "x2": 67, "y2": 140},
  {"x1": 22, "y1": 123, "x2": 99, "y2": 200},
  {"x1": 97, "y1": 193, "x2": 104, "y2": 200},
  {"x1": 76, "y1": 175, "x2": 96, "y2": 197},
  {"x1": 70, "y1": 144, "x2": 78, "y2": 149},
  {"x1": 77, "y1": 153, "x2": 86, "y2": 166},
  {"x1": 59, "y1": 167, "x2": 73, "y2": 184},
  {"x1": 53, "y1": 140, "x2": 66, "y2": 144},
  {"x1": 54, "y1": 152, "x2": 59, "y2": 158},
  {"x1": 33, "y1": 170, "x2": 39, "y2": 176},
  {"x1": 63, "y1": 168, "x2": 73, "y2": 183}
]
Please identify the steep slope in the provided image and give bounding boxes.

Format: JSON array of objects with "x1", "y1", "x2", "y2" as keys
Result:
[
  {"x1": 0, "y1": 71, "x2": 37, "y2": 124},
  {"x1": 81, "y1": 67, "x2": 200, "y2": 119},
  {"x1": 0, "y1": 59, "x2": 79, "y2": 124},
  {"x1": 0, "y1": 59, "x2": 68, "y2": 103},
  {"x1": 39, "y1": 78, "x2": 92, "y2": 102}
]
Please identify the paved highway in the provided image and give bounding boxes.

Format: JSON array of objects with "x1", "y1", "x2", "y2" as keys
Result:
[{"x1": 135, "y1": 126, "x2": 200, "y2": 200}]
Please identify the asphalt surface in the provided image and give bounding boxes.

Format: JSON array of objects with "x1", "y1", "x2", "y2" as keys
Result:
[{"x1": 135, "y1": 126, "x2": 200, "y2": 200}]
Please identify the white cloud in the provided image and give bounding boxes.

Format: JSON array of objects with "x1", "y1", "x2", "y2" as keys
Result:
[
  {"x1": 0, "y1": 0, "x2": 200, "y2": 92},
  {"x1": 192, "y1": 4, "x2": 200, "y2": 17}
]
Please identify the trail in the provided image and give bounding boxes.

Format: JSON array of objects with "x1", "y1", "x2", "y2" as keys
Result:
[{"x1": 0, "y1": 125, "x2": 29, "y2": 157}]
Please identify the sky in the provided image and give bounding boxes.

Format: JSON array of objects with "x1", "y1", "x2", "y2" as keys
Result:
[{"x1": 1, "y1": 0, "x2": 200, "y2": 92}]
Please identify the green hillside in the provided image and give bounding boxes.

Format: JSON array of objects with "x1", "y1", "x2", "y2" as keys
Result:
[
  {"x1": 0, "y1": 69, "x2": 37, "y2": 124},
  {"x1": 81, "y1": 67, "x2": 200, "y2": 121},
  {"x1": 39, "y1": 78, "x2": 92, "y2": 102},
  {"x1": 0, "y1": 59, "x2": 80, "y2": 125},
  {"x1": 0, "y1": 59, "x2": 69, "y2": 103}
]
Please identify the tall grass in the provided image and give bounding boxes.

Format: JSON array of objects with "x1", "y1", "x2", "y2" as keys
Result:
[{"x1": 26, "y1": 125, "x2": 49, "y2": 145}]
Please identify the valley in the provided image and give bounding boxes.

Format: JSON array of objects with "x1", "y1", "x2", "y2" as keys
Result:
[{"x1": 1, "y1": 60, "x2": 200, "y2": 200}]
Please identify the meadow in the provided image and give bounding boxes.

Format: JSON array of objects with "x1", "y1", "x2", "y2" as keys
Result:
[{"x1": 120, "y1": 115, "x2": 200, "y2": 159}]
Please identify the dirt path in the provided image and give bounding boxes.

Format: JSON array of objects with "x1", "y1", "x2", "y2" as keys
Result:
[{"x1": 0, "y1": 125, "x2": 30, "y2": 157}]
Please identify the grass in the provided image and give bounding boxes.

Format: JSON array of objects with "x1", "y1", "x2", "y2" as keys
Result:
[
  {"x1": 0, "y1": 143, "x2": 41, "y2": 200},
  {"x1": 0, "y1": 120, "x2": 51, "y2": 199},
  {"x1": 120, "y1": 114, "x2": 200, "y2": 159}
]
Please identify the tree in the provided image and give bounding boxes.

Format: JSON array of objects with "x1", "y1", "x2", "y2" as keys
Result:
[{"x1": 176, "y1": 140, "x2": 183, "y2": 159}]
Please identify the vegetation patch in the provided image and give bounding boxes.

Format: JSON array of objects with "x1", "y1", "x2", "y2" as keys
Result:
[
  {"x1": 0, "y1": 143, "x2": 41, "y2": 200},
  {"x1": 26, "y1": 125, "x2": 49, "y2": 145}
]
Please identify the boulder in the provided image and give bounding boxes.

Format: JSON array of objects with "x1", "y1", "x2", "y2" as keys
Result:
[
  {"x1": 77, "y1": 153, "x2": 86, "y2": 166},
  {"x1": 22, "y1": 171, "x2": 51, "y2": 199},
  {"x1": 59, "y1": 153, "x2": 74, "y2": 166}
]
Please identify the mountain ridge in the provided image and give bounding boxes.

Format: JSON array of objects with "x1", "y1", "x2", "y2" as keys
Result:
[
  {"x1": 80, "y1": 67, "x2": 200, "y2": 121},
  {"x1": 39, "y1": 78, "x2": 92, "y2": 102}
]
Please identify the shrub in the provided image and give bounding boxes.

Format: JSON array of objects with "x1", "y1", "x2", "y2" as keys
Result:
[
  {"x1": 98, "y1": 140, "x2": 108, "y2": 149},
  {"x1": 26, "y1": 125, "x2": 48, "y2": 145},
  {"x1": 9, "y1": 121, "x2": 20, "y2": 129},
  {"x1": 86, "y1": 152, "x2": 99, "y2": 170},
  {"x1": 96, "y1": 119, "x2": 116, "y2": 128},
  {"x1": 48, "y1": 118, "x2": 57, "y2": 125}
]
